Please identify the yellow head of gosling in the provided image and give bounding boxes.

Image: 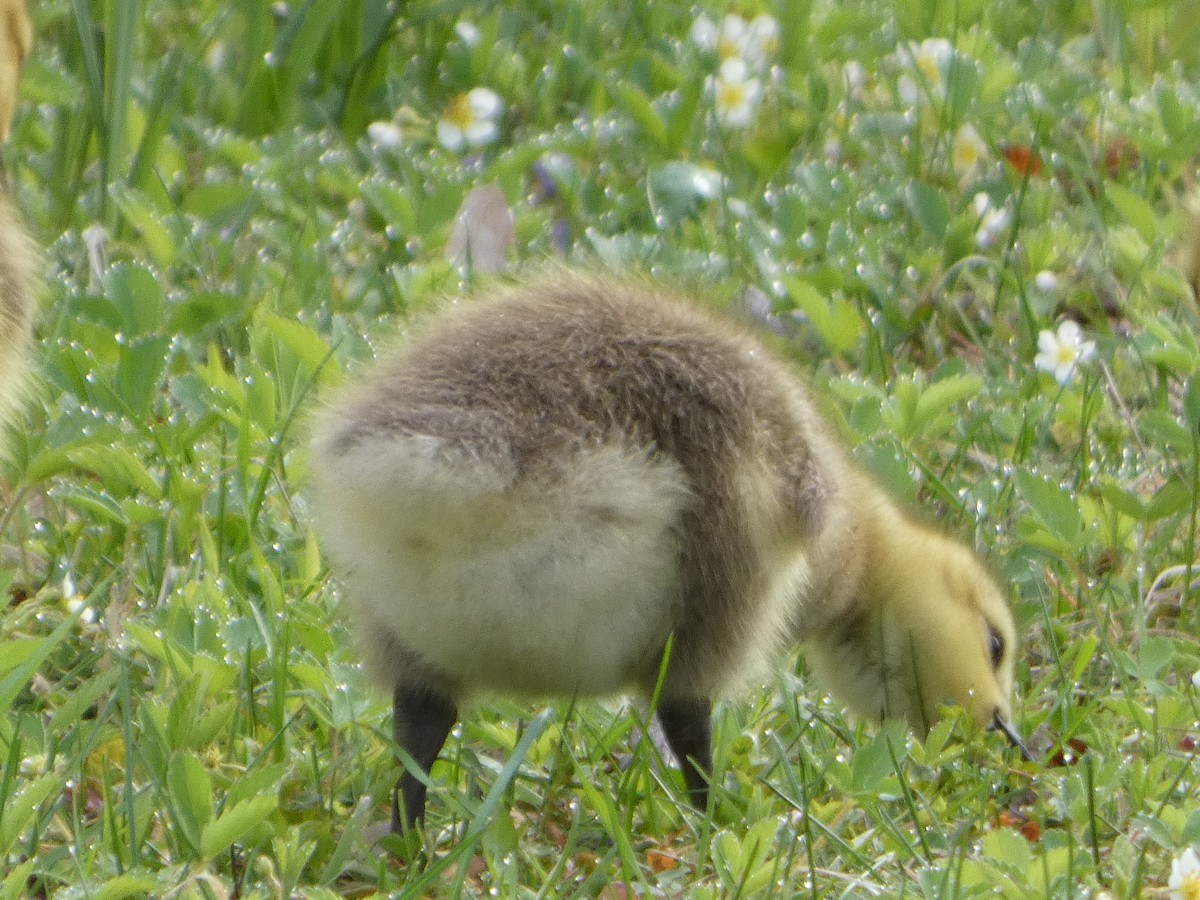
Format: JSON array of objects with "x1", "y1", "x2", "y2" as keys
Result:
[{"x1": 803, "y1": 499, "x2": 1022, "y2": 749}]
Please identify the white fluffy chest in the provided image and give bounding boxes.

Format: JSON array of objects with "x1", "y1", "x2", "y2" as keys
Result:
[{"x1": 318, "y1": 439, "x2": 694, "y2": 697}]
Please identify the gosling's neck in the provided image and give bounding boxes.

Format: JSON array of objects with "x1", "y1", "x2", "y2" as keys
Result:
[{"x1": 797, "y1": 468, "x2": 898, "y2": 641}]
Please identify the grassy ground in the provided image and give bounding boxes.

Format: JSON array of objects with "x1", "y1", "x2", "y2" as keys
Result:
[{"x1": 3, "y1": 0, "x2": 1200, "y2": 896}]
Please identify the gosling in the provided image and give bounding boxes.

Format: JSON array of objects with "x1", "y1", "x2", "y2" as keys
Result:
[
  {"x1": 0, "y1": 0, "x2": 34, "y2": 454},
  {"x1": 310, "y1": 272, "x2": 1025, "y2": 831}
]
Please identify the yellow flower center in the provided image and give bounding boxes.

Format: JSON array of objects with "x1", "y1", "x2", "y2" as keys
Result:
[
  {"x1": 717, "y1": 36, "x2": 740, "y2": 59},
  {"x1": 443, "y1": 94, "x2": 474, "y2": 130},
  {"x1": 717, "y1": 80, "x2": 746, "y2": 111},
  {"x1": 1180, "y1": 874, "x2": 1200, "y2": 900},
  {"x1": 916, "y1": 53, "x2": 942, "y2": 86},
  {"x1": 1054, "y1": 344, "x2": 1077, "y2": 367},
  {"x1": 954, "y1": 142, "x2": 979, "y2": 170}
]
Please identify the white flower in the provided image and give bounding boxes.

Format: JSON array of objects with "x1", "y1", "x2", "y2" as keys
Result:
[
  {"x1": 712, "y1": 56, "x2": 761, "y2": 128},
  {"x1": 897, "y1": 74, "x2": 919, "y2": 107},
  {"x1": 19, "y1": 754, "x2": 48, "y2": 778},
  {"x1": 909, "y1": 37, "x2": 953, "y2": 92},
  {"x1": 454, "y1": 20, "x2": 480, "y2": 47},
  {"x1": 842, "y1": 60, "x2": 866, "y2": 96},
  {"x1": 62, "y1": 573, "x2": 100, "y2": 632},
  {"x1": 66, "y1": 596, "x2": 96, "y2": 624},
  {"x1": 952, "y1": 123, "x2": 987, "y2": 180},
  {"x1": 437, "y1": 87, "x2": 502, "y2": 152},
  {"x1": 1035, "y1": 320, "x2": 1096, "y2": 386},
  {"x1": 1170, "y1": 847, "x2": 1200, "y2": 900},
  {"x1": 1035, "y1": 270, "x2": 1059, "y2": 293},
  {"x1": 689, "y1": 15, "x2": 719, "y2": 52},
  {"x1": 366, "y1": 120, "x2": 404, "y2": 151},
  {"x1": 1192, "y1": 669, "x2": 1200, "y2": 691},
  {"x1": 743, "y1": 14, "x2": 780, "y2": 68},
  {"x1": 691, "y1": 13, "x2": 778, "y2": 69},
  {"x1": 897, "y1": 37, "x2": 961, "y2": 107},
  {"x1": 715, "y1": 14, "x2": 748, "y2": 60},
  {"x1": 975, "y1": 205, "x2": 1011, "y2": 249},
  {"x1": 65, "y1": 590, "x2": 97, "y2": 625}
]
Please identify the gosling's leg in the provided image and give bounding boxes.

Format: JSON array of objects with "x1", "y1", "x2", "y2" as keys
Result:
[
  {"x1": 656, "y1": 697, "x2": 713, "y2": 811},
  {"x1": 391, "y1": 683, "x2": 457, "y2": 832}
]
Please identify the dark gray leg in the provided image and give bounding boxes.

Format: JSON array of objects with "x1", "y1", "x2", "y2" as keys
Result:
[
  {"x1": 391, "y1": 683, "x2": 457, "y2": 832},
  {"x1": 655, "y1": 697, "x2": 713, "y2": 811}
]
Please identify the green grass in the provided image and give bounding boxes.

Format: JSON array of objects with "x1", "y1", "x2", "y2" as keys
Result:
[{"x1": 3, "y1": 0, "x2": 1200, "y2": 895}]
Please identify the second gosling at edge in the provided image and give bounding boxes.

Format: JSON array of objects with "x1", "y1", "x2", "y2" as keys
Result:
[
  {"x1": 310, "y1": 271, "x2": 1026, "y2": 831},
  {"x1": 0, "y1": 0, "x2": 35, "y2": 455}
]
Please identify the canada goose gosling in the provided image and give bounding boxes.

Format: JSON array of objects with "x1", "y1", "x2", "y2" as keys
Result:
[
  {"x1": 310, "y1": 272, "x2": 1025, "y2": 831},
  {"x1": 0, "y1": 0, "x2": 31, "y2": 145},
  {"x1": 0, "y1": 0, "x2": 34, "y2": 454}
]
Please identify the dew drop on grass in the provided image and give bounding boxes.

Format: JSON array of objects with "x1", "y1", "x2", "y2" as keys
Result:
[
  {"x1": 800, "y1": 229, "x2": 815, "y2": 248},
  {"x1": 905, "y1": 265, "x2": 918, "y2": 281}
]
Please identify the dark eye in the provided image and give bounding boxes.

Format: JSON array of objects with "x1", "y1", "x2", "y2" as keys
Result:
[{"x1": 988, "y1": 627, "x2": 1005, "y2": 670}]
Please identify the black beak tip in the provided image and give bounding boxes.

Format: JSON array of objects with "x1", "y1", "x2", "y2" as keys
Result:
[{"x1": 991, "y1": 711, "x2": 1034, "y2": 762}]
